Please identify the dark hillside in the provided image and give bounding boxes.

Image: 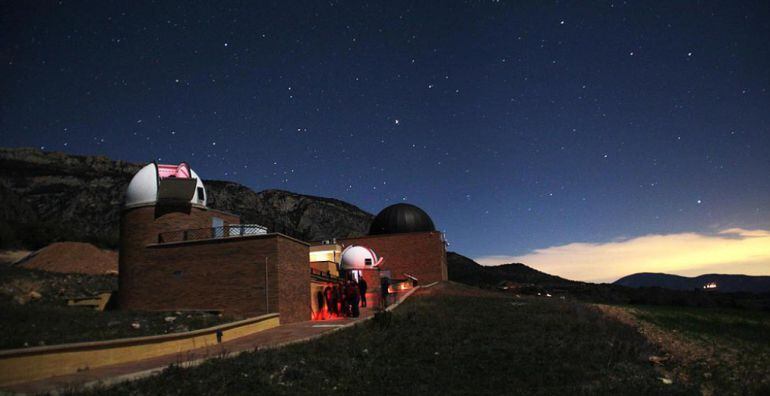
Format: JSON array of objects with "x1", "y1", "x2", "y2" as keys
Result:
[
  {"x1": 0, "y1": 147, "x2": 372, "y2": 249},
  {"x1": 616, "y1": 272, "x2": 770, "y2": 294},
  {"x1": 447, "y1": 252, "x2": 770, "y2": 310},
  {"x1": 446, "y1": 251, "x2": 576, "y2": 287},
  {"x1": 204, "y1": 182, "x2": 372, "y2": 242}
]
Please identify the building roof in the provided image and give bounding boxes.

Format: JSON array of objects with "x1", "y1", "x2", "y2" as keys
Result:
[
  {"x1": 369, "y1": 203, "x2": 436, "y2": 235},
  {"x1": 124, "y1": 163, "x2": 206, "y2": 208}
]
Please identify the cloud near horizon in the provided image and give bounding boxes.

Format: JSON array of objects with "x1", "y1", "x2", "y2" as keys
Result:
[{"x1": 475, "y1": 228, "x2": 770, "y2": 283}]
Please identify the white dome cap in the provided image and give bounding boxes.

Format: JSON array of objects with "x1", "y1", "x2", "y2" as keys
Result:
[
  {"x1": 340, "y1": 245, "x2": 383, "y2": 270},
  {"x1": 124, "y1": 163, "x2": 206, "y2": 208}
]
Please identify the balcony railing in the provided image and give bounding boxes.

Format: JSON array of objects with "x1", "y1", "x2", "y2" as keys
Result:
[
  {"x1": 310, "y1": 268, "x2": 341, "y2": 281},
  {"x1": 158, "y1": 224, "x2": 268, "y2": 243}
]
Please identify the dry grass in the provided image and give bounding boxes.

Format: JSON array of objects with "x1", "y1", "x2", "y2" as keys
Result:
[
  {"x1": 74, "y1": 283, "x2": 692, "y2": 395},
  {"x1": 597, "y1": 304, "x2": 770, "y2": 395}
]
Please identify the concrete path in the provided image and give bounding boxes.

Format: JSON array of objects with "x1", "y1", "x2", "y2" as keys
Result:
[{"x1": 3, "y1": 289, "x2": 419, "y2": 395}]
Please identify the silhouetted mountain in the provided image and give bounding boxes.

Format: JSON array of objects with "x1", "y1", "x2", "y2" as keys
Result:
[
  {"x1": 0, "y1": 147, "x2": 372, "y2": 249},
  {"x1": 447, "y1": 252, "x2": 770, "y2": 309},
  {"x1": 615, "y1": 272, "x2": 770, "y2": 294},
  {"x1": 446, "y1": 251, "x2": 577, "y2": 287}
]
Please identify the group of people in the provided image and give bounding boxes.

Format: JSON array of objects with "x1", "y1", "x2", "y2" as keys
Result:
[{"x1": 320, "y1": 277, "x2": 368, "y2": 318}]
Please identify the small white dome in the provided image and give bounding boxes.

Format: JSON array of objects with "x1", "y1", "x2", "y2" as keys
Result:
[
  {"x1": 124, "y1": 163, "x2": 206, "y2": 207},
  {"x1": 340, "y1": 245, "x2": 382, "y2": 270}
]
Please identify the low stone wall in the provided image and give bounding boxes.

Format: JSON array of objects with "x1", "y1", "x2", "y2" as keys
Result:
[{"x1": 0, "y1": 313, "x2": 280, "y2": 386}]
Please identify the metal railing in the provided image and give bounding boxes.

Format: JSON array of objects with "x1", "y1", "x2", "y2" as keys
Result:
[
  {"x1": 158, "y1": 224, "x2": 268, "y2": 243},
  {"x1": 310, "y1": 268, "x2": 342, "y2": 282}
]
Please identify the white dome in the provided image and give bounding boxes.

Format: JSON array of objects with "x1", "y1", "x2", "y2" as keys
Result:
[
  {"x1": 124, "y1": 163, "x2": 206, "y2": 208},
  {"x1": 340, "y1": 245, "x2": 382, "y2": 270}
]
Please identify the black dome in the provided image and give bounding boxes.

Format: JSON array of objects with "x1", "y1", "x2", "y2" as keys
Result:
[{"x1": 369, "y1": 203, "x2": 436, "y2": 235}]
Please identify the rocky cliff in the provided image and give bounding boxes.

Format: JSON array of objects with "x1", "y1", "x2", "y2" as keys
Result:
[{"x1": 0, "y1": 147, "x2": 372, "y2": 249}]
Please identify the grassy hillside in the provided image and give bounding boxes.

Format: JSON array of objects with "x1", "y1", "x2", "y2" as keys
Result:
[
  {"x1": 620, "y1": 305, "x2": 770, "y2": 394},
  {"x1": 76, "y1": 283, "x2": 691, "y2": 395}
]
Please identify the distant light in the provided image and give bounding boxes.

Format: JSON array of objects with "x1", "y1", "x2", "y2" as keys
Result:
[{"x1": 697, "y1": 199, "x2": 702, "y2": 204}]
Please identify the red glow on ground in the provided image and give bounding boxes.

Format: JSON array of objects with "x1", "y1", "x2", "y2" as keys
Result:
[{"x1": 311, "y1": 307, "x2": 346, "y2": 321}]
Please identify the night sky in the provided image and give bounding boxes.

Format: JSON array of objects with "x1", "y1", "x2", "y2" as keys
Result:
[{"x1": 2, "y1": 1, "x2": 769, "y2": 276}]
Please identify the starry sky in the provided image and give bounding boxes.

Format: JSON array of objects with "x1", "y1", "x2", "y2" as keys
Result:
[{"x1": 2, "y1": 1, "x2": 769, "y2": 279}]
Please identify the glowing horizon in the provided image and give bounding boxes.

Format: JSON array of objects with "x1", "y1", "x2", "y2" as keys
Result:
[{"x1": 475, "y1": 228, "x2": 770, "y2": 283}]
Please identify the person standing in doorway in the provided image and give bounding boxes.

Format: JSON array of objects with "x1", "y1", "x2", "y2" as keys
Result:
[
  {"x1": 315, "y1": 289, "x2": 325, "y2": 320},
  {"x1": 324, "y1": 284, "x2": 335, "y2": 316},
  {"x1": 358, "y1": 276, "x2": 368, "y2": 307}
]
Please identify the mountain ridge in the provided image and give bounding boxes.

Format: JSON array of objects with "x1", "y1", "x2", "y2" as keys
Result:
[
  {"x1": 615, "y1": 272, "x2": 770, "y2": 293},
  {"x1": 446, "y1": 251, "x2": 578, "y2": 287},
  {"x1": 0, "y1": 147, "x2": 373, "y2": 249}
]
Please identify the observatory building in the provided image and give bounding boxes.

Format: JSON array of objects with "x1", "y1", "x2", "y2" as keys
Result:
[
  {"x1": 118, "y1": 162, "x2": 447, "y2": 323},
  {"x1": 118, "y1": 162, "x2": 309, "y2": 323},
  {"x1": 340, "y1": 203, "x2": 448, "y2": 284}
]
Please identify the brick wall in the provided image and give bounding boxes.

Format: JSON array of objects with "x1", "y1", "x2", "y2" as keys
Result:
[
  {"x1": 119, "y1": 204, "x2": 314, "y2": 320},
  {"x1": 119, "y1": 205, "x2": 240, "y2": 310},
  {"x1": 275, "y1": 237, "x2": 312, "y2": 323},
  {"x1": 341, "y1": 231, "x2": 447, "y2": 284},
  {"x1": 120, "y1": 232, "x2": 309, "y2": 318},
  {"x1": 359, "y1": 268, "x2": 381, "y2": 307}
]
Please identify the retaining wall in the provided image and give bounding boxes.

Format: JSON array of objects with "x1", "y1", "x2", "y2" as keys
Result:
[{"x1": 0, "y1": 313, "x2": 279, "y2": 386}]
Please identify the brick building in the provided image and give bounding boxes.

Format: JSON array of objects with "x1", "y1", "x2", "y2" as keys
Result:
[
  {"x1": 340, "y1": 231, "x2": 448, "y2": 285},
  {"x1": 118, "y1": 163, "x2": 309, "y2": 323},
  {"x1": 118, "y1": 163, "x2": 447, "y2": 324}
]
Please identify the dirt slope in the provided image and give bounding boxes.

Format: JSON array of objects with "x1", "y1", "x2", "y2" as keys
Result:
[{"x1": 16, "y1": 242, "x2": 118, "y2": 275}]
